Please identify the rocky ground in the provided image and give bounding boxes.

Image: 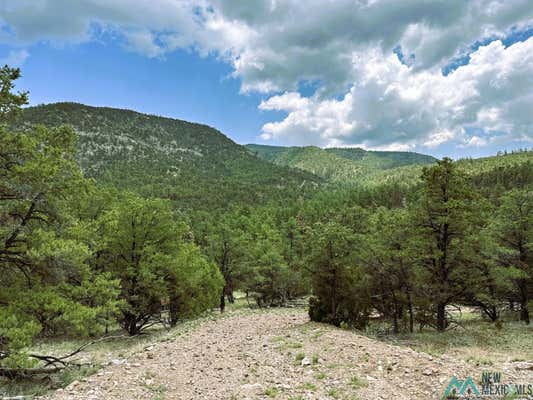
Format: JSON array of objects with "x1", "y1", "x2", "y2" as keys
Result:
[{"x1": 44, "y1": 309, "x2": 533, "y2": 400}]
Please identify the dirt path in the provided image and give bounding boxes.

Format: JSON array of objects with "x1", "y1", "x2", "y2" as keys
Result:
[{"x1": 46, "y1": 309, "x2": 532, "y2": 400}]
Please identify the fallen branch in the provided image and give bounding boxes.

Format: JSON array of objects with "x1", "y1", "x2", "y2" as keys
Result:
[
  {"x1": 0, "y1": 366, "x2": 63, "y2": 379},
  {"x1": 1, "y1": 333, "x2": 133, "y2": 379}
]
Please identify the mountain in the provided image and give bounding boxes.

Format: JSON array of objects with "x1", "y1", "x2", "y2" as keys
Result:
[
  {"x1": 245, "y1": 144, "x2": 436, "y2": 182},
  {"x1": 19, "y1": 103, "x2": 322, "y2": 210},
  {"x1": 355, "y1": 149, "x2": 533, "y2": 197}
]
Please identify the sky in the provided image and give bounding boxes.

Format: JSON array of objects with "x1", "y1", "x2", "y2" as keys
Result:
[{"x1": 0, "y1": 0, "x2": 532, "y2": 159}]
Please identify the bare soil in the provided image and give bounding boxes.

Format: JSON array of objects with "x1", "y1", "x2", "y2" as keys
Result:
[{"x1": 44, "y1": 309, "x2": 533, "y2": 400}]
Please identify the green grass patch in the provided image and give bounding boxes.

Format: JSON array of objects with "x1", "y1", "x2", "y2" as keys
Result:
[{"x1": 349, "y1": 376, "x2": 368, "y2": 388}]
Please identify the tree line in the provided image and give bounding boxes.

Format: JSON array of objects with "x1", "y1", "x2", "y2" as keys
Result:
[{"x1": 194, "y1": 159, "x2": 531, "y2": 332}]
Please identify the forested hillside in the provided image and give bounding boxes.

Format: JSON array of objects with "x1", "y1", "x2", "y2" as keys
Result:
[
  {"x1": 19, "y1": 104, "x2": 322, "y2": 210},
  {"x1": 245, "y1": 144, "x2": 436, "y2": 182},
  {"x1": 1, "y1": 67, "x2": 532, "y2": 392}
]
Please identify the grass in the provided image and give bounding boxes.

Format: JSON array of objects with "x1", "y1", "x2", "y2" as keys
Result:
[
  {"x1": 302, "y1": 382, "x2": 317, "y2": 391},
  {"x1": 378, "y1": 311, "x2": 533, "y2": 365},
  {"x1": 0, "y1": 364, "x2": 99, "y2": 397},
  {"x1": 295, "y1": 352, "x2": 306, "y2": 363},
  {"x1": 0, "y1": 298, "x2": 259, "y2": 398},
  {"x1": 315, "y1": 372, "x2": 327, "y2": 380},
  {"x1": 349, "y1": 376, "x2": 368, "y2": 389},
  {"x1": 265, "y1": 386, "x2": 280, "y2": 397}
]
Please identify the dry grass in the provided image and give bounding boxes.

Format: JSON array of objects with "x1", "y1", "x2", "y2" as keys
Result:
[{"x1": 373, "y1": 310, "x2": 533, "y2": 365}]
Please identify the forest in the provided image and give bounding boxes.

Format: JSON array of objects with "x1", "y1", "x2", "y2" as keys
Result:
[{"x1": 1, "y1": 65, "x2": 532, "y2": 382}]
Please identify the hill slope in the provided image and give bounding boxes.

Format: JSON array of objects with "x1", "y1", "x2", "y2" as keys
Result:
[
  {"x1": 19, "y1": 103, "x2": 322, "y2": 209},
  {"x1": 245, "y1": 144, "x2": 436, "y2": 183},
  {"x1": 368, "y1": 150, "x2": 533, "y2": 189}
]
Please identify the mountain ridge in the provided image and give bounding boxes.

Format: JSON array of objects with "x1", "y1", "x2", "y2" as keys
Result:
[
  {"x1": 245, "y1": 143, "x2": 436, "y2": 182},
  {"x1": 18, "y1": 102, "x2": 323, "y2": 210}
]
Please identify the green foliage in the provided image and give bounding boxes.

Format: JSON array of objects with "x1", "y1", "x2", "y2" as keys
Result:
[
  {"x1": 0, "y1": 66, "x2": 28, "y2": 120},
  {"x1": 307, "y1": 220, "x2": 370, "y2": 328},
  {"x1": 411, "y1": 158, "x2": 485, "y2": 330},
  {"x1": 96, "y1": 193, "x2": 222, "y2": 334},
  {"x1": 1, "y1": 67, "x2": 120, "y2": 368},
  {"x1": 490, "y1": 188, "x2": 533, "y2": 324},
  {"x1": 2, "y1": 64, "x2": 532, "y2": 384},
  {"x1": 246, "y1": 143, "x2": 436, "y2": 183},
  {"x1": 20, "y1": 103, "x2": 322, "y2": 211}
]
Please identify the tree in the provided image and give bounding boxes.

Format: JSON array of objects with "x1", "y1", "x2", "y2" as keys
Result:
[
  {"x1": 412, "y1": 158, "x2": 483, "y2": 331},
  {"x1": 164, "y1": 243, "x2": 223, "y2": 326},
  {"x1": 492, "y1": 188, "x2": 532, "y2": 324},
  {"x1": 0, "y1": 65, "x2": 28, "y2": 120},
  {"x1": 1, "y1": 67, "x2": 119, "y2": 369},
  {"x1": 97, "y1": 193, "x2": 222, "y2": 334},
  {"x1": 200, "y1": 212, "x2": 247, "y2": 312},
  {"x1": 365, "y1": 207, "x2": 416, "y2": 333},
  {"x1": 307, "y1": 221, "x2": 370, "y2": 328},
  {"x1": 240, "y1": 217, "x2": 291, "y2": 307}
]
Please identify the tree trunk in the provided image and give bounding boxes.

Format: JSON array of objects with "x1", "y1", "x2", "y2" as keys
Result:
[
  {"x1": 169, "y1": 296, "x2": 180, "y2": 327},
  {"x1": 227, "y1": 291, "x2": 235, "y2": 304},
  {"x1": 220, "y1": 292, "x2": 226, "y2": 313},
  {"x1": 437, "y1": 302, "x2": 447, "y2": 331},
  {"x1": 407, "y1": 290, "x2": 414, "y2": 333},
  {"x1": 519, "y1": 281, "x2": 530, "y2": 324},
  {"x1": 123, "y1": 314, "x2": 139, "y2": 336}
]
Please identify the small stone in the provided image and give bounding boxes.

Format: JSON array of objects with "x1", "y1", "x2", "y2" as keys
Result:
[
  {"x1": 301, "y1": 357, "x2": 312, "y2": 366},
  {"x1": 240, "y1": 383, "x2": 264, "y2": 396},
  {"x1": 514, "y1": 362, "x2": 533, "y2": 370}
]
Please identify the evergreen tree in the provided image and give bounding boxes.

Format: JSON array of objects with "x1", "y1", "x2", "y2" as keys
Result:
[
  {"x1": 1, "y1": 67, "x2": 119, "y2": 368},
  {"x1": 307, "y1": 221, "x2": 370, "y2": 328},
  {"x1": 412, "y1": 158, "x2": 483, "y2": 331},
  {"x1": 492, "y1": 188, "x2": 532, "y2": 324}
]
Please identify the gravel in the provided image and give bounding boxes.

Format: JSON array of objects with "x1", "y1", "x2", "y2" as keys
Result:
[{"x1": 43, "y1": 309, "x2": 533, "y2": 400}]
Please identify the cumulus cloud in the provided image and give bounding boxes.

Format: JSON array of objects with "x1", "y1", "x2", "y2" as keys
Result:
[
  {"x1": 259, "y1": 39, "x2": 533, "y2": 149},
  {"x1": 0, "y1": 0, "x2": 532, "y2": 149}
]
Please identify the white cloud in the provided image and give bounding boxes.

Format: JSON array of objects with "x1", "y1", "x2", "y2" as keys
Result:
[
  {"x1": 0, "y1": 0, "x2": 532, "y2": 149},
  {"x1": 258, "y1": 38, "x2": 533, "y2": 148},
  {"x1": 0, "y1": 49, "x2": 29, "y2": 67},
  {"x1": 463, "y1": 136, "x2": 488, "y2": 147}
]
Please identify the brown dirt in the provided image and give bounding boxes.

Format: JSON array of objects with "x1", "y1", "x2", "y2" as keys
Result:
[{"x1": 44, "y1": 309, "x2": 533, "y2": 400}]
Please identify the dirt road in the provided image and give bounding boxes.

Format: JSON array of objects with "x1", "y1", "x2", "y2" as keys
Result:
[{"x1": 46, "y1": 309, "x2": 532, "y2": 399}]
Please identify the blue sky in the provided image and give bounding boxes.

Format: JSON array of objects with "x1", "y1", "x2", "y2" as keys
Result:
[
  {"x1": 5, "y1": 41, "x2": 281, "y2": 146},
  {"x1": 1, "y1": 1, "x2": 532, "y2": 159}
]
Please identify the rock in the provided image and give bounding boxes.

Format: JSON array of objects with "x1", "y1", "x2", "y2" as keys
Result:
[
  {"x1": 514, "y1": 361, "x2": 533, "y2": 370},
  {"x1": 240, "y1": 383, "x2": 264, "y2": 396},
  {"x1": 110, "y1": 358, "x2": 125, "y2": 365},
  {"x1": 301, "y1": 357, "x2": 312, "y2": 366}
]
